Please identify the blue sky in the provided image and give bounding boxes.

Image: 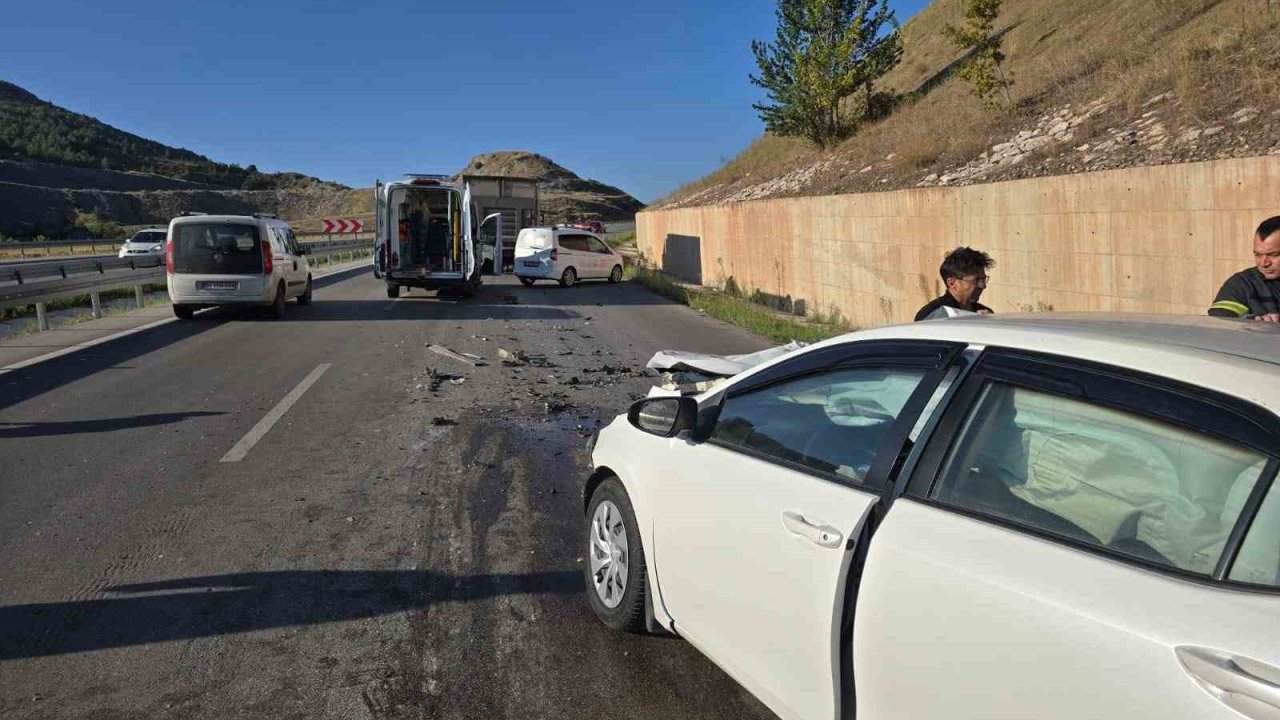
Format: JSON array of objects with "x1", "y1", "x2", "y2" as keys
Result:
[{"x1": 3, "y1": 0, "x2": 929, "y2": 202}]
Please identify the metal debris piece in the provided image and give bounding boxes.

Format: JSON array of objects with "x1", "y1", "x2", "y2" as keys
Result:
[
  {"x1": 431, "y1": 417, "x2": 458, "y2": 426},
  {"x1": 425, "y1": 368, "x2": 465, "y2": 391},
  {"x1": 429, "y1": 344, "x2": 485, "y2": 366}
]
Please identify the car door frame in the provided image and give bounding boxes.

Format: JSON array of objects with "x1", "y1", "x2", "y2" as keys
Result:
[
  {"x1": 585, "y1": 234, "x2": 615, "y2": 278},
  {"x1": 652, "y1": 338, "x2": 967, "y2": 720},
  {"x1": 903, "y1": 347, "x2": 1280, "y2": 580},
  {"x1": 849, "y1": 346, "x2": 1280, "y2": 720},
  {"x1": 286, "y1": 227, "x2": 310, "y2": 289}
]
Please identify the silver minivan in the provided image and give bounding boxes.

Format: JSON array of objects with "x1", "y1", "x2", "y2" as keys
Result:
[
  {"x1": 514, "y1": 226, "x2": 623, "y2": 287},
  {"x1": 166, "y1": 213, "x2": 312, "y2": 319}
]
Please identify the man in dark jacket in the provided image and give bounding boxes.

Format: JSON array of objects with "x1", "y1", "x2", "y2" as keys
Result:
[
  {"x1": 914, "y1": 247, "x2": 996, "y2": 321},
  {"x1": 1208, "y1": 216, "x2": 1280, "y2": 321}
]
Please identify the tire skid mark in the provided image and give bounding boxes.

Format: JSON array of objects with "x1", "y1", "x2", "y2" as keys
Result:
[{"x1": 67, "y1": 507, "x2": 197, "y2": 602}]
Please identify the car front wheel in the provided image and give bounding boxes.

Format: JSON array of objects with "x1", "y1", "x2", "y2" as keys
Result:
[
  {"x1": 584, "y1": 478, "x2": 647, "y2": 632},
  {"x1": 608, "y1": 265, "x2": 623, "y2": 283}
]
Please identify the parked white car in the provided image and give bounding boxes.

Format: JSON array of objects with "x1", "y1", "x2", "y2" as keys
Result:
[
  {"x1": 117, "y1": 228, "x2": 167, "y2": 260},
  {"x1": 514, "y1": 226, "x2": 623, "y2": 287},
  {"x1": 166, "y1": 213, "x2": 312, "y2": 319},
  {"x1": 583, "y1": 313, "x2": 1280, "y2": 720}
]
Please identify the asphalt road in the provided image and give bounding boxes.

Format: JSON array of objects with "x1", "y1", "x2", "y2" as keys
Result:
[{"x1": 0, "y1": 269, "x2": 777, "y2": 720}]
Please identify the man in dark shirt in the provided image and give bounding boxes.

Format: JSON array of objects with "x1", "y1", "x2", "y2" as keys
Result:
[
  {"x1": 914, "y1": 246, "x2": 996, "y2": 321},
  {"x1": 1208, "y1": 216, "x2": 1280, "y2": 321}
]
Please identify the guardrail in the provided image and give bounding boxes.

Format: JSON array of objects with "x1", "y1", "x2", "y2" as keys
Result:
[
  {"x1": 1, "y1": 233, "x2": 367, "y2": 259},
  {"x1": 0, "y1": 238, "x2": 123, "y2": 258},
  {"x1": 1, "y1": 239, "x2": 372, "y2": 331}
]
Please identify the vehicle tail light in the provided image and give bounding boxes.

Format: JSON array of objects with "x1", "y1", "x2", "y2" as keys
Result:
[
  {"x1": 391, "y1": 251, "x2": 399, "y2": 268},
  {"x1": 551, "y1": 248, "x2": 558, "y2": 261},
  {"x1": 262, "y1": 239, "x2": 274, "y2": 274},
  {"x1": 165, "y1": 236, "x2": 174, "y2": 273}
]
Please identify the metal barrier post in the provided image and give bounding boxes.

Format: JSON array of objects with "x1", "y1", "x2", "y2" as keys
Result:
[
  {"x1": 90, "y1": 292, "x2": 102, "y2": 319},
  {"x1": 134, "y1": 285, "x2": 144, "y2": 309},
  {"x1": 36, "y1": 302, "x2": 48, "y2": 331}
]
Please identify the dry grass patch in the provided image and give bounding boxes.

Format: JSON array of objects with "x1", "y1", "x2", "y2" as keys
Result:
[{"x1": 655, "y1": 0, "x2": 1280, "y2": 208}]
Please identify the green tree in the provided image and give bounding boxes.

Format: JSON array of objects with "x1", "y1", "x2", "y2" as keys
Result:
[
  {"x1": 849, "y1": 0, "x2": 903, "y2": 116},
  {"x1": 943, "y1": 0, "x2": 1014, "y2": 110},
  {"x1": 750, "y1": 0, "x2": 903, "y2": 147}
]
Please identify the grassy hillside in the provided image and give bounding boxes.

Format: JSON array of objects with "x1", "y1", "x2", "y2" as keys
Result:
[
  {"x1": 657, "y1": 0, "x2": 1280, "y2": 207},
  {"x1": 0, "y1": 81, "x2": 345, "y2": 192}
]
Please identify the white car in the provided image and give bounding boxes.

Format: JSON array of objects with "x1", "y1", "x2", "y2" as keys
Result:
[
  {"x1": 117, "y1": 229, "x2": 167, "y2": 260},
  {"x1": 583, "y1": 313, "x2": 1280, "y2": 720},
  {"x1": 514, "y1": 226, "x2": 623, "y2": 288},
  {"x1": 166, "y1": 213, "x2": 312, "y2": 319}
]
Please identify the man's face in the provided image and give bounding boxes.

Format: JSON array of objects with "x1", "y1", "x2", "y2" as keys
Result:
[
  {"x1": 946, "y1": 272, "x2": 988, "y2": 307},
  {"x1": 1254, "y1": 231, "x2": 1280, "y2": 281}
]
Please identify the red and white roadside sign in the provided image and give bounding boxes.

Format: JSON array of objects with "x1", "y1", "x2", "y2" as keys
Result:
[{"x1": 321, "y1": 218, "x2": 364, "y2": 234}]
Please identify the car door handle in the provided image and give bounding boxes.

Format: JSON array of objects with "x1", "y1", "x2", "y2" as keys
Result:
[
  {"x1": 1177, "y1": 646, "x2": 1280, "y2": 720},
  {"x1": 781, "y1": 511, "x2": 843, "y2": 548}
]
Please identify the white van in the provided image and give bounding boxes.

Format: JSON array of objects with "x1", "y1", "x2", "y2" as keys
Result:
[
  {"x1": 514, "y1": 226, "x2": 624, "y2": 288},
  {"x1": 373, "y1": 175, "x2": 506, "y2": 299},
  {"x1": 166, "y1": 213, "x2": 312, "y2": 319}
]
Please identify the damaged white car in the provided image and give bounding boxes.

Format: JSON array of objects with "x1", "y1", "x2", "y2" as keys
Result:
[{"x1": 582, "y1": 314, "x2": 1280, "y2": 720}]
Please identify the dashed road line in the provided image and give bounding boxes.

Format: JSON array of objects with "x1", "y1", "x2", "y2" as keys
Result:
[{"x1": 220, "y1": 363, "x2": 331, "y2": 463}]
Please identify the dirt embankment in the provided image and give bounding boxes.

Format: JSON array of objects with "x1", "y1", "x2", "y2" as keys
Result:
[
  {"x1": 459, "y1": 151, "x2": 644, "y2": 222},
  {"x1": 0, "y1": 184, "x2": 368, "y2": 237},
  {"x1": 0, "y1": 159, "x2": 214, "y2": 192}
]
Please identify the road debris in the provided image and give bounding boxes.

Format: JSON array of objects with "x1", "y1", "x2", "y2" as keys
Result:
[
  {"x1": 431, "y1": 417, "x2": 458, "y2": 426},
  {"x1": 428, "y1": 344, "x2": 486, "y2": 366},
  {"x1": 499, "y1": 348, "x2": 528, "y2": 366},
  {"x1": 425, "y1": 368, "x2": 466, "y2": 391},
  {"x1": 503, "y1": 295, "x2": 520, "y2": 305}
]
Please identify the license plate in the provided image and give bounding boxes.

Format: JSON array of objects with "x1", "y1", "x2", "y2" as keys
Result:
[
  {"x1": 198, "y1": 281, "x2": 238, "y2": 291},
  {"x1": 522, "y1": 261, "x2": 540, "y2": 268}
]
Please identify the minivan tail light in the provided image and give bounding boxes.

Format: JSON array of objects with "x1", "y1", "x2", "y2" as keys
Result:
[
  {"x1": 551, "y1": 248, "x2": 558, "y2": 261},
  {"x1": 262, "y1": 239, "x2": 274, "y2": 274},
  {"x1": 165, "y1": 236, "x2": 174, "y2": 273}
]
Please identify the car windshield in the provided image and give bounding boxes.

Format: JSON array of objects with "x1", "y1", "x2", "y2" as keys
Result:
[{"x1": 129, "y1": 232, "x2": 164, "y2": 244}]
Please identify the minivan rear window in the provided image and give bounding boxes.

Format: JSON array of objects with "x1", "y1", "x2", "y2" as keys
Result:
[
  {"x1": 518, "y1": 229, "x2": 551, "y2": 249},
  {"x1": 172, "y1": 223, "x2": 263, "y2": 274}
]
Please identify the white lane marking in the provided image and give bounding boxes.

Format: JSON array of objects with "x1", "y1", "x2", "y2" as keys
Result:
[
  {"x1": 0, "y1": 316, "x2": 177, "y2": 374},
  {"x1": 220, "y1": 363, "x2": 331, "y2": 463},
  {"x1": 0, "y1": 262, "x2": 367, "y2": 374}
]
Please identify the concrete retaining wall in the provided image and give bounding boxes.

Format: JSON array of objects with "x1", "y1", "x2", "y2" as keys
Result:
[{"x1": 637, "y1": 156, "x2": 1280, "y2": 328}]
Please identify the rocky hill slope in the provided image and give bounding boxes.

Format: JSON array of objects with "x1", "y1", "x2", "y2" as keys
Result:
[
  {"x1": 655, "y1": 0, "x2": 1280, "y2": 210},
  {"x1": 0, "y1": 81, "x2": 341, "y2": 192},
  {"x1": 457, "y1": 151, "x2": 643, "y2": 222},
  {"x1": 0, "y1": 83, "x2": 639, "y2": 237}
]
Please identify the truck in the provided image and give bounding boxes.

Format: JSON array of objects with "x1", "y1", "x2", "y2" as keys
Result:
[
  {"x1": 372, "y1": 175, "x2": 507, "y2": 298},
  {"x1": 460, "y1": 174, "x2": 540, "y2": 273}
]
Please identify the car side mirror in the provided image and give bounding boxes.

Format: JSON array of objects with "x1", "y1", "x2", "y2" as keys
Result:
[{"x1": 627, "y1": 397, "x2": 698, "y2": 438}]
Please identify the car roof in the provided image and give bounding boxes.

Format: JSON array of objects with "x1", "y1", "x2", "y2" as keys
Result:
[
  {"x1": 519, "y1": 226, "x2": 601, "y2": 238},
  {"x1": 795, "y1": 313, "x2": 1280, "y2": 413},
  {"x1": 169, "y1": 215, "x2": 288, "y2": 225}
]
